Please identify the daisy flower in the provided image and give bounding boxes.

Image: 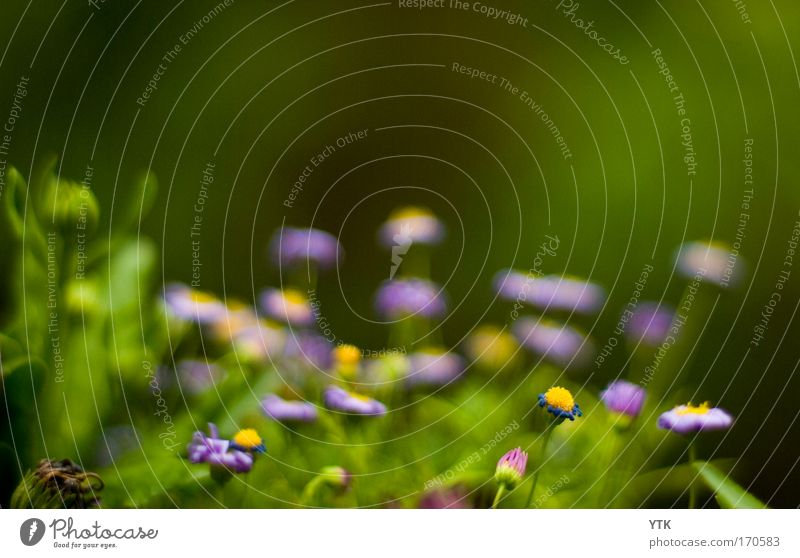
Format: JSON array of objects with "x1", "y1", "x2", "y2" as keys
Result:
[
  {"x1": 657, "y1": 402, "x2": 734, "y2": 434},
  {"x1": 163, "y1": 283, "x2": 226, "y2": 324},
  {"x1": 323, "y1": 386, "x2": 387, "y2": 416},
  {"x1": 538, "y1": 386, "x2": 582, "y2": 421},
  {"x1": 600, "y1": 380, "x2": 646, "y2": 418},
  {"x1": 378, "y1": 206, "x2": 445, "y2": 248},
  {"x1": 261, "y1": 394, "x2": 318, "y2": 423},
  {"x1": 260, "y1": 287, "x2": 315, "y2": 327},
  {"x1": 375, "y1": 278, "x2": 446, "y2": 320},
  {"x1": 270, "y1": 227, "x2": 341, "y2": 270}
]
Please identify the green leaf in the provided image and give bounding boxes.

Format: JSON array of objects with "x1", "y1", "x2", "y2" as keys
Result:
[{"x1": 692, "y1": 461, "x2": 767, "y2": 509}]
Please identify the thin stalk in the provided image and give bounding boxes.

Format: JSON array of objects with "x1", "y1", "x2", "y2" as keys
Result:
[
  {"x1": 526, "y1": 424, "x2": 555, "y2": 508},
  {"x1": 688, "y1": 443, "x2": 698, "y2": 509},
  {"x1": 491, "y1": 485, "x2": 507, "y2": 509}
]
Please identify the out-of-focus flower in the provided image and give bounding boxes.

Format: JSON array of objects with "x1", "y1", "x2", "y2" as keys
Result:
[
  {"x1": 375, "y1": 278, "x2": 446, "y2": 320},
  {"x1": 495, "y1": 447, "x2": 528, "y2": 489},
  {"x1": 208, "y1": 300, "x2": 259, "y2": 342},
  {"x1": 529, "y1": 275, "x2": 605, "y2": 314},
  {"x1": 230, "y1": 428, "x2": 266, "y2": 454},
  {"x1": 333, "y1": 343, "x2": 362, "y2": 380},
  {"x1": 419, "y1": 488, "x2": 470, "y2": 509},
  {"x1": 260, "y1": 287, "x2": 315, "y2": 327},
  {"x1": 231, "y1": 320, "x2": 286, "y2": 363},
  {"x1": 318, "y1": 466, "x2": 352, "y2": 493},
  {"x1": 187, "y1": 423, "x2": 253, "y2": 475},
  {"x1": 270, "y1": 227, "x2": 341, "y2": 270},
  {"x1": 378, "y1": 206, "x2": 445, "y2": 248},
  {"x1": 406, "y1": 348, "x2": 465, "y2": 388},
  {"x1": 10, "y1": 459, "x2": 103, "y2": 509},
  {"x1": 676, "y1": 241, "x2": 741, "y2": 287},
  {"x1": 323, "y1": 386, "x2": 387, "y2": 416},
  {"x1": 600, "y1": 380, "x2": 646, "y2": 418},
  {"x1": 626, "y1": 302, "x2": 674, "y2": 346},
  {"x1": 464, "y1": 324, "x2": 520, "y2": 370},
  {"x1": 261, "y1": 394, "x2": 318, "y2": 423},
  {"x1": 494, "y1": 268, "x2": 530, "y2": 301},
  {"x1": 363, "y1": 353, "x2": 411, "y2": 386},
  {"x1": 494, "y1": 270, "x2": 605, "y2": 314},
  {"x1": 538, "y1": 386, "x2": 582, "y2": 421},
  {"x1": 301, "y1": 466, "x2": 353, "y2": 505},
  {"x1": 175, "y1": 360, "x2": 226, "y2": 395},
  {"x1": 512, "y1": 317, "x2": 594, "y2": 367},
  {"x1": 163, "y1": 283, "x2": 227, "y2": 324},
  {"x1": 657, "y1": 402, "x2": 734, "y2": 434},
  {"x1": 283, "y1": 331, "x2": 333, "y2": 370}
]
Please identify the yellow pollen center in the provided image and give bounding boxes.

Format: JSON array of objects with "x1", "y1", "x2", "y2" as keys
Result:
[
  {"x1": 544, "y1": 386, "x2": 575, "y2": 412},
  {"x1": 349, "y1": 392, "x2": 372, "y2": 402},
  {"x1": 233, "y1": 429, "x2": 262, "y2": 449},
  {"x1": 392, "y1": 206, "x2": 430, "y2": 220},
  {"x1": 676, "y1": 402, "x2": 712, "y2": 415},
  {"x1": 334, "y1": 344, "x2": 361, "y2": 365},
  {"x1": 283, "y1": 290, "x2": 306, "y2": 305},
  {"x1": 191, "y1": 291, "x2": 218, "y2": 304}
]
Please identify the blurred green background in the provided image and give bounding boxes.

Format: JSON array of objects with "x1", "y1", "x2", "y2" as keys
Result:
[{"x1": 1, "y1": 0, "x2": 799, "y2": 507}]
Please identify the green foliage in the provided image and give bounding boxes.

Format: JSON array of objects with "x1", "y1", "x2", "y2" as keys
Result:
[{"x1": 692, "y1": 461, "x2": 768, "y2": 509}]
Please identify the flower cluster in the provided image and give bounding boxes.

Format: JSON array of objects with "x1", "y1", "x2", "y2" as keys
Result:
[{"x1": 163, "y1": 213, "x2": 739, "y2": 508}]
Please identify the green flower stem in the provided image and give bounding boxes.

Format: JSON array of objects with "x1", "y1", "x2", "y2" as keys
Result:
[
  {"x1": 642, "y1": 284, "x2": 715, "y2": 407},
  {"x1": 598, "y1": 420, "x2": 634, "y2": 507},
  {"x1": 491, "y1": 485, "x2": 507, "y2": 509},
  {"x1": 526, "y1": 423, "x2": 556, "y2": 508},
  {"x1": 301, "y1": 476, "x2": 326, "y2": 507},
  {"x1": 688, "y1": 443, "x2": 698, "y2": 509}
]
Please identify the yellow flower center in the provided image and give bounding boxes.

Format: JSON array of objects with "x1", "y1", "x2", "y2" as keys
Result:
[
  {"x1": 283, "y1": 289, "x2": 307, "y2": 305},
  {"x1": 392, "y1": 206, "x2": 431, "y2": 220},
  {"x1": 676, "y1": 402, "x2": 712, "y2": 415},
  {"x1": 544, "y1": 386, "x2": 575, "y2": 412},
  {"x1": 233, "y1": 428, "x2": 263, "y2": 449},
  {"x1": 349, "y1": 392, "x2": 372, "y2": 403},
  {"x1": 334, "y1": 344, "x2": 361, "y2": 366},
  {"x1": 191, "y1": 290, "x2": 218, "y2": 304}
]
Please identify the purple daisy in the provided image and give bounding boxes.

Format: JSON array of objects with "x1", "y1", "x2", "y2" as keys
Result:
[
  {"x1": 207, "y1": 300, "x2": 259, "y2": 343},
  {"x1": 187, "y1": 423, "x2": 253, "y2": 474},
  {"x1": 657, "y1": 403, "x2": 734, "y2": 434},
  {"x1": 231, "y1": 321, "x2": 286, "y2": 362},
  {"x1": 493, "y1": 269, "x2": 531, "y2": 301},
  {"x1": 260, "y1": 288, "x2": 315, "y2": 327},
  {"x1": 627, "y1": 302, "x2": 674, "y2": 346},
  {"x1": 375, "y1": 278, "x2": 446, "y2": 320},
  {"x1": 323, "y1": 386, "x2": 387, "y2": 416},
  {"x1": 406, "y1": 348, "x2": 466, "y2": 388},
  {"x1": 600, "y1": 380, "x2": 646, "y2": 418},
  {"x1": 282, "y1": 331, "x2": 333, "y2": 370},
  {"x1": 270, "y1": 227, "x2": 342, "y2": 270},
  {"x1": 676, "y1": 241, "x2": 740, "y2": 287},
  {"x1": 378, "y1": 206, "x2": 445, "y2": 248},
  {"x1": 163, "y1": 283, "x2": 227, "y2": 324},
  {"x1": 532, "y1": 275, "x2": 605, "y2": 314},
  {"x1": 494, "y1": 271, "x2": 605, "y2": 314},
  {"x1": 261, "y1": 394, "x2": 318, "y2": 423},
  {"x1": 176, "y1": 360, "x2": 227, "y2": 395},
  {"x1": 512, "y1": 317, "x2": 594, "y2": 367}
]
